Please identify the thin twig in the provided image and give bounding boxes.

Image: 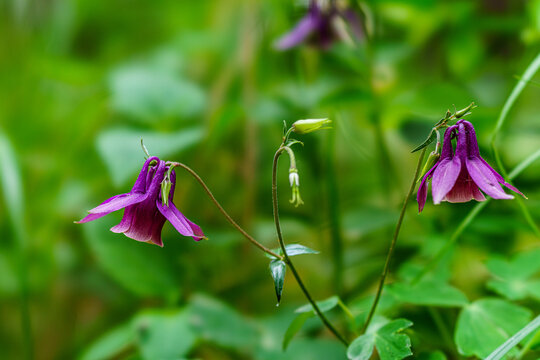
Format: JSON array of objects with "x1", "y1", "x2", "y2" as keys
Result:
[
  {"x1": 171, "y1": 162, "x2": 283, "y2": 260},
  {"x1": 272, "y1": 147, "x2": 349, "y2": 346},
  {"x1": 361, "y1": 147, "x2": 427, "y2": 333}
]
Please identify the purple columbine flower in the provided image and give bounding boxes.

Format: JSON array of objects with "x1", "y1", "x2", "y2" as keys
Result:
[
  {"x1": 417, "y1": 120, "x2": 525, "y2": 213},
  {"x1": 275, "y1": 0, "x2": 363, "y2": 50},
  {"x1": 77, "y1": 156, "x2": 205, "y2": 246}
]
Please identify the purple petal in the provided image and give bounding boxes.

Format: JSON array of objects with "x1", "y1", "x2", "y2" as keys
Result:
[
  {"x1": 88, "y1": 192, "x2": 147, "y2": 215},
  {"x1": 440, "y1": 125, "x2": 458, "y2": 159},
  {"x1": 478, "y1": 158, "x2": 527, "y2": 198},
  {"x1": 466, "y1": 158, "x2": 514, "y2": 200},
  {"x1": 431, "y1": 157, "x2": 462, "y2": 204},
  {"x1": 131, "y1": 156, "x2": 160, "y2": 193},
  {"x1": 275, "y1": 10, "x2": 321, "y2": 50},
  {"x1": 110, "y1": 159, "x2": 168, "y2": 246},
  {"x1": 157, "y1": 201, "x2": 205, "y2": 241},
  {"x1": 76, "y1": 212, "x2": 110, "y2": 224},
  {"x1": 113, "y1": 204, "x2": 166, "y2": 247},
  {"x1": 444, "y1": 168, "x2": 486, "y2": 203},
  {"x1": 417, "y1": 166, "x2": 436, "y2": 213}
]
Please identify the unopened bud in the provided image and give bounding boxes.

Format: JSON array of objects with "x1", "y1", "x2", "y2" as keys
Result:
[
  {"x1": 454, "y1": 102, "x2": 476, "y2": 118},
  {"x1": 417, "y1": 148, "x2": 441, "y2": 183},
  {"x1": 161, "y1": 178, "x2": 172, "y2": 206},
  {"x1": 292, "y1": 118, "x2": 332, "y2": 134}
]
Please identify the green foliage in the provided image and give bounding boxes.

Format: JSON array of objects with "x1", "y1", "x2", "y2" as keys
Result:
[
  {"x1": 134, "y1": 309, "x2": 196, "y2": 360},
  {"x1": 347, "y1": 318, "x2": 413, "y2": 360},
  {"x1": 484, "y1": 315, "x2": 540, "y2": 360},
  {"x1": 388, "y1": 279, "x2": 469, "y2": 307},
  {"x1": 266, "y1": 244, "x2": 320, "y2": 258},
  {"x1": 80, "y1": 323, "x2": 134, "y2": 360},
  {"x1": 109, "y1": 62, "x2": 206, "y2": 123},
  {"x1": 295, "y1": 296, "x2": 340, "y2": 314},
  {"x1": 83, "y1": 219, "x2": 179, "y2": 298},
  {"x1": 188, "y1": 294, "x2": 260, "y2": 350},
  {"x1": 96, "y1": 127, "x2": 203, "y2": 186},
  {"x1": 454, "y1": 298, "x2": 533, "y2": 358},
  {"x1": 486, "y1": 249, "x2": 540, "y2": 301},
  {"x1": 283, "y1": 296, "x2": 341, "y2": 350}
]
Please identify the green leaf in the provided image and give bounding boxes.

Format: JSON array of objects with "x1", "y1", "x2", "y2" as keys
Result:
[
  {"x1": 270, "y1": 259, "x2": 286, "y2": 304},
  {"x1": 388, "y1": 280, "x2": 469, "y2": 307},
  {"x1": 350, "y1": 294, "x2": 400, "y2": 330},
  {"x1": 295, "y1": 296, "x2": 340, "y2": 314},
  {"x1": 188, "y1": 294, "x2": 260, "y2": 350},
  {"x1": 265, "y1": 244, "x2": 320, "y2": 259},
  {"x1": 282, "y1": 296, "x2": 342, "y2": 350},
  {"x1": 282, "y1": 312, "x2": 311, "y2": 350},
  {"x1": 80, "y1": 322, "x2": 134, "y2": 360},
  {"x1": 411, "y1": 128, "x2": 436, "y2": 153},
  {"x1": 284, "y1": 244, "x2": 320, "y2": 256},
  {"x1": 454, "y1": 298, "x2": 532, "y2": 358},
  {"x1": 343, "y1": 208, "x2": 398, "y2": 236},
  {"x1": 347, "y1": 318, "x2": 413, "y2": 360},
  {"x1": 133, "y1": 309, "x2": 197, "y2": 360},
  {"x1": 96, "y1": 127, "x2": 203, "y2": 186},
  {"x1": 109, "y1": 64, "x2": 206, "y2": 122},
  {"x1": 83, "y1": 219, "x2": 179, "y2": 298},
  {"x1": 486, "y1": 249, "x2": 540, "y2": 301}
]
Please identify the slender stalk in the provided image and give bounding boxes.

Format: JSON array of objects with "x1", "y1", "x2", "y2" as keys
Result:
[
  {"x1": 171, "y1": 162, "x2": 283, "y2": 260},
  {"x1": 361, "y1": 147, "x2": 427, "y2": 333},
  {"x1": 491, "y1": 52, "x2": 540, "y2": 237},
  {"x1": 486, "y1": 315, "x2": 540, "y2": 360},
  {"x1": 272, "y1": 148, "x2": 349, "y2": 346}
]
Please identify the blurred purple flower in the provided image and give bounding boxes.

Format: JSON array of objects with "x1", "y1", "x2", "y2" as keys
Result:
[
  {"x1": 275, "y1": 0, "x2": 363, "y2": 50},
  {"x1": 417, "y1": 120, "x2": 525, "y2": 213},
  {"x1": 77, "y1": 156, "x2": 205, "y2": 246}
]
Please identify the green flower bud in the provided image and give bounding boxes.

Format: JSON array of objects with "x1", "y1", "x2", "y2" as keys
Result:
[
  {"x1": 161, "y1": 177, "x2": 172, "y2": 207},
  {"x1": 292, "y1": 118, "x2": 332, "y2": 134},
  {"x1": 417, "y1": 149, "x2": 440, "y2": 184},
  {"x1": 454, "y1": 102, "x2": 476, "y2": 118}
]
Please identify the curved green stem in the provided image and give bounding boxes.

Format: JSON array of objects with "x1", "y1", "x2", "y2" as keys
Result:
[
  {"x1": 171, "y1": 162, "x2": 283, "y2": 260},
  {"x1": 361, "y1": 147, "x2": 427, "y2": 333},
  {"x1": 272, "y1": 148, "x2": 349, "y2": 346},
  {"x1": 491, "y1": 52, "x2": 540, "y2": 237}
]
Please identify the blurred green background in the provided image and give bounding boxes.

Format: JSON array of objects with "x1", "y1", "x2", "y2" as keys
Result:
[{"x1": 1, "y1": 0, "x2": 540, "y2": 359}]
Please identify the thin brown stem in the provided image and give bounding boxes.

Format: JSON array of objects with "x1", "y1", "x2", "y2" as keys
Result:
[
  {"x1": 361, "y1": 147, "x2": 427, "y2": 333},
  {"x1": 171, "y1": 162, "x2": 283, "y2": 260},
  {"x1": 272, "y1": 148, "x2": 349, "y2": 346}
]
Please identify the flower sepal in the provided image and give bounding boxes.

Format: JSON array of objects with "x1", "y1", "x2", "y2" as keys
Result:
[{"x1": 292, "y1": 118, "x2": 332, "y2": 134}]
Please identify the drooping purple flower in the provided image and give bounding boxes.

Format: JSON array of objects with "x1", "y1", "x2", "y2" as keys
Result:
[
  {"x1": 77, "y1": 156, "x2": 205, "y2": 246},
  {"x1": 417, "y1": 120, "x2": 525, "y2": 213},
  {"x1": 275, "y1": 0, "x2": 363, "y2": 50}
]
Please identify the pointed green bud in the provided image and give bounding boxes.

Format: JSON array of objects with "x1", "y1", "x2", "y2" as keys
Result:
[
  {"x1": 417, "y1": 149, "x2": 440, "y2": 183},
  {"x1": 292, "y1": 118, "x2": 332, "y2": 134},
  {"x1": 454, "y1": 102, "x2": 476, "y2": 118},
  {"x1": 161, "y1": 177, "x2": 172, "y2": 207}
]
